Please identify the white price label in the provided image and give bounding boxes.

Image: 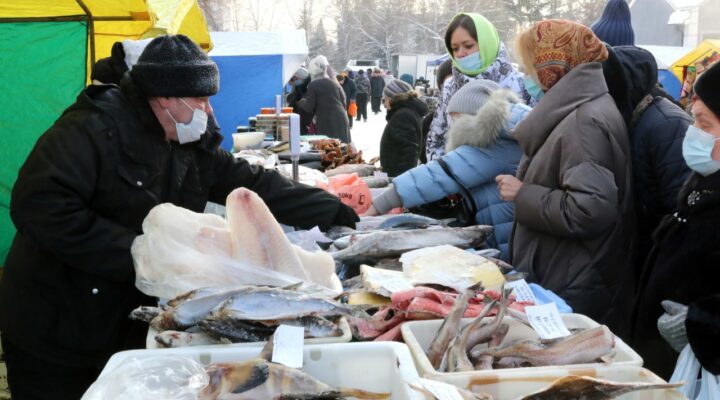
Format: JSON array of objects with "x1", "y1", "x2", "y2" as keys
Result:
[
  {"x1": 505, "y1": 279, "x2": 538, "y2": 303},
  {"x1": 525, "y1": 303, "x2": 571, "y2": 340},
  {"x1": 381, "y1": 277, "x2": 414, "y2": 293},
  {"x1": 417, "y1": 378, "x2": 464, "y2": 400},
  {"x1": 374, "y1": 171, "x2": 389, "y2": 180},
  {"x1": 271, "y1": 325, "x2": 304, "y2": 368}
]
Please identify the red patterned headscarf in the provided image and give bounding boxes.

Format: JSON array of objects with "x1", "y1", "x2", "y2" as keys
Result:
[{"x1": 529, "y1": 19, "x2": 608, "y2": 90}]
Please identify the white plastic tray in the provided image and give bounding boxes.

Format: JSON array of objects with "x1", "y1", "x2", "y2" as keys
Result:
[
  {"x1": 401, "y1": 313, "x2": 643, "y2": 383},
  {"x1": 101, "y1": 342, "x2": 420, "y2": 400},
  {"x1": 442, "y1": 366, "x2": 686, "y2": 399},
  {"x1": 146, "y1": 317, "x2": 352, "y2": 348}
]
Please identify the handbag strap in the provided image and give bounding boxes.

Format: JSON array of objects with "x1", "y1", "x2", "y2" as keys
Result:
[{"x1": 437, "y1": 158, "x2": 478, "y2": 217}]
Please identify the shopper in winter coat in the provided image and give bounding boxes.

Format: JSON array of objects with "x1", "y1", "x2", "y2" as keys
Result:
[
  {"x1": 338, "y1": 73, "x2": 357, "y2": 128},
  {"x1": 299, "y1": 56, "x2": 350, "y2": 143},
  {"x1": 370, "y1": 68, "x2": 386, "y2": 114},
  {"x1": 287, "y1": 67, "x2": 313, "y2": 134},
  {"x1": 499, "y1": 20, "x2": 635, "y2": 333},
  {"x1": 631, "y1": 61, "x2": 720, "y2": 379},
  {"x1": 355, "y1": 69, "x2": 371, "y2": 122},
  {"x1": 0, "y1": 35, "x2": 359, "y2": 400},
  {"x1": 367, "y1": 80, "x2": 529, "y2": 260},
  {"x1": 377, "y1": 80, "x2": 428, "y2": 177},
  {"x1": 426, "y1": 12, "x2": 532, "y2": 161},
  {"x1": 602, "y1": 45, "x2": 692, "y2": 276}
]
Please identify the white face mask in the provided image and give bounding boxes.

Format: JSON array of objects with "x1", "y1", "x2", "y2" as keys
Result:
[{"x1": 166, "y1": 98, "x2": 208, "y2": 144}]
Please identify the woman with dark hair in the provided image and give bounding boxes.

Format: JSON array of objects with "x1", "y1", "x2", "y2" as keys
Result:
[{"x1": 425, "y1": 13, "x2": 531, "y2": 161}]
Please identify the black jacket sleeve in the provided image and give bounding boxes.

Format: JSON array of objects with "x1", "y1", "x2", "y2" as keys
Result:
[
  {"x1": 10, "y1": 115, "x2": 137, "y2": 282},
  {"x1": 686, "y1": 294, "x2": 720, "y2": 375},
  {"x1": 208, "y1": 150, "x2": 357, "y2": 230}
]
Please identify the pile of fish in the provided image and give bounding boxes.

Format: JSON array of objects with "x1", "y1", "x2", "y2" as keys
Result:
[
  {"x1": 130, "y1": 285, "x2": 361, "y2": 347},
  {"x1": 425, "y1": 285, "x2": 617, "y2": 373},
  {"x1": 349, "y1": 285, "x2": 530, "y2": 342},
  {"x1": 518, "y1": 375, "x2": 682, "y2": 400},
  {"x1": 132, "y1": 187, "x2": 342, "y2": 299}
]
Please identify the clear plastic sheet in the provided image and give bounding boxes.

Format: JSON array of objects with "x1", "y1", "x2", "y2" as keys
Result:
[{"x1": 81, "y1": 356, "x2": 208, "y2": 400}]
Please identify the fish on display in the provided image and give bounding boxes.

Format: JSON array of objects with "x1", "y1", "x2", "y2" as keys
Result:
[
  {"x1": 470, "y1": 325, "x2": 615, "y2": 368},
  {"x1": 199, "y1": 316, "x2": 343, "y2": 343},
  {"x1": 154, "y1": 330, "x2": 231, "y2": 348},
  {"x1": 324, "y1": 163, "x2": 376, "y2": 177},
  {"x1": 198, "y1": 359, "x2": 390, "y2": 399},
  {"x1": 331, "y1": 226, "x2": 493, "y2": 262},
  {"x1": 518, "y1": 375, "x2": 682, "y2": 400}
]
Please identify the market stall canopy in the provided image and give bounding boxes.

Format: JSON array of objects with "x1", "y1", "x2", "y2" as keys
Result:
[
  {"x1": 426, "y1": 53, "x2": 450, "y2": 67},
  {"x1": 208, "y1": 30, "x2": 309, "y2": 151},
  {"x1": 670, "y1": 39, "x2": 720, "y2": 80},
  {"x1": 0, "y1": 0, "x2": 212, "y2": 265}
]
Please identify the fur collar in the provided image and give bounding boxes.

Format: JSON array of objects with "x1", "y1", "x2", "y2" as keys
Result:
[{"x1": 445, "y1": 89, "x2": 518, "y2": 152}]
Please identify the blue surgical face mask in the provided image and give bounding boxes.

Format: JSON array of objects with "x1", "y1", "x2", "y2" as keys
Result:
[
  {"x1": 683, "y1": 125, "x2": 720, "y2": 176},
  {"x1": 166, "y1": 98, "x2": 208, "y2": 144},
  {"x1": 523, "y1": 76, "x2": 544, "y2": 102},
  {"x1": 455, "y1": 51, "x2": 483, "y2": 74}
]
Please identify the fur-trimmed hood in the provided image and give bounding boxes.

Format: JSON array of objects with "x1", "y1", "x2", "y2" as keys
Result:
[{"x1": 445, "y1": 90, "x2": 530, "y2": 152}]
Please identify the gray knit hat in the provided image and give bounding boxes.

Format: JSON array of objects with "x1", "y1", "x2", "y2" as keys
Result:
[
  {"x1": 383, "y1": 79, "x2": 414, "y2": 99},
  {"x1": 447, "y1": 79, "x2": 501, "y2": 115},
  {"x1": 130, "y1": 34, "x2": 219, "y2": 97}
]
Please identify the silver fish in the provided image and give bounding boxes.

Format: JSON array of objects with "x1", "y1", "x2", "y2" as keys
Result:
[
  {"x1": 331, "y1": 226, "x2": 493, "y2": 262},
  {"x1": 519, "y1": 375, "x2": 682, "y2": 400},
  {"x1": 155, "y1": 330, "x2": 231, "y2": 347}
]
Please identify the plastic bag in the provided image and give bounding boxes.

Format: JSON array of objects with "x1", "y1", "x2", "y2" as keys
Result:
[
  {"x1": 82, "y1": 356, "x2": 208, "y2": 400},
  {"x1": 670, "y1": 344, "x2": 720, "y2": 399},
  {"x1": 321, "y1": 173, "x2": 372, "y2": 214},
  {"x1": 132, "y1": 203, "x2": 339, "y2": 299},
  {"x1": 348, "y1": 101, "x2": 357, "y2": 117}
]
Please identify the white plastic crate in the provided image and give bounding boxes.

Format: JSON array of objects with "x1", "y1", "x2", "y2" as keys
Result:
[
  {"x1": 101, "y1": 342, "x2": 420, "y2": 400},
  {"x1": 146, "y1": 316, "x2": 352, "y2": 348},
  {"x1": 401, "y1": 313, "x2": 643, "y2": 383}
]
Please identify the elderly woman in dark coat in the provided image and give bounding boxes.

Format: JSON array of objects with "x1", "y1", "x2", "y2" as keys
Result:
[
  {"x1": 379, "y1": 80, "x2": 428, "y2": 177},
  {"x1": 299, "y1": 55, "x2": 350, "y2": 143},
  {"x1": 497, "y1": 20, "x2": 635, "y2": 336},
  {"x1": 632, "y1": 61, "x2": 720, "y2": 379}
]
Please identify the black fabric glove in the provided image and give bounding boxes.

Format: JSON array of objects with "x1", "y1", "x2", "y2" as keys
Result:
[{"x1": 332, "y1": 202, "x2": 359, "y2": 229}]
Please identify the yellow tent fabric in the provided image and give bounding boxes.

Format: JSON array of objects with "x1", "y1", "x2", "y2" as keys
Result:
[
  {"x1": 671, "y1": 39, "x2": 720, "y2": 80},
  {"x1": 0, "y1": 0, "x2": 213, "y2": 78}
]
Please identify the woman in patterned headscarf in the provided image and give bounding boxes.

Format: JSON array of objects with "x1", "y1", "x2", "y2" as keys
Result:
[
  {"x1": 496, "y1": 20, "x2": 636, "y2": 337},
  {"x1": 425, "y1": 13, "x2": 532, "y2": 162}
]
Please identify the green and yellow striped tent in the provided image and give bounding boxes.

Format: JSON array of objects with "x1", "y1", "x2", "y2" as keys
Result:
[{"x1": 0, "y1": 0, "x2": 212, "y2": 265}]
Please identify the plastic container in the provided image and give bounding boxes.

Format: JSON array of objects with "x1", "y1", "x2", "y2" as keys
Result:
[
  {"x1": 146, "y1": 317, "x2": 352, "y2": 348},
  {"x1": 401, "y1": 313, "x2": 643, "y2": 383},
  {"x1": 447, "y1": 365, "x2": 685, "y2": 399},
  {"x1": 100, "y1": 342, "x2": 420, "y2": 400},
  {"x1": 232, "y1": 132, "x2": 264, "y2": 150}
]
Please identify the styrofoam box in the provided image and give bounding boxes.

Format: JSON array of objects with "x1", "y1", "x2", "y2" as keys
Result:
[
  {"x1": 101, "y1": 342, "x2": 420, "y2": 400},
  {"x1": 401, "y1": 313, "x2": 643, "y2": 383},
  {"x1": 447, "y1": 365, "x2": 685, "y2": 399},
  {"x1": 146, "y1": 317, "x2": 353, "y2": 348}
]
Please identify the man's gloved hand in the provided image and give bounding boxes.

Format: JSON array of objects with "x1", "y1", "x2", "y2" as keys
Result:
[
  {"x1": 657, "y1": 300, "x2": 689, "y2": 353},
  {"x1": 332, "y1": 202, "x2": 359, "y2": 229}
]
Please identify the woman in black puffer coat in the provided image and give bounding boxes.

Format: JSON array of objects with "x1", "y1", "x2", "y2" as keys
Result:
[{"x1": 380, "y1": 79, "x2": 428, "y2": 177}]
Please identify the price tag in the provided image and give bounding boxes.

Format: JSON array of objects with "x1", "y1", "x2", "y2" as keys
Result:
[
  {"x1": 525, "y1": 303, "x2": 571, "y2": 340},
  {"x1": 271, "y1": 325, "x2": 304, "y2": 368},
  {"x1": 416, "y1": 378, "x2": 464, "y2": 400},
  {"x1": 505, "y1": 279, "x2": 538, "y2": 303},
  {"x1": 373, "y1": 171, "x2": 389, "y2": 180},
  {"x1": 381, "y1": 277, "x2": 414, "y2": 293}
]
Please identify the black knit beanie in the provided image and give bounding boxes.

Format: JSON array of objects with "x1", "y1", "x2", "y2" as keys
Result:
[
  {"x1": 695, "y1": 61, "x2": 720, "y2": 117},
  {"x1": 130, "y1": 34, "x2": 219, "y2": 97},
  {"x1": 591, "y1": 0, "x2": 635, "y2": 46}
]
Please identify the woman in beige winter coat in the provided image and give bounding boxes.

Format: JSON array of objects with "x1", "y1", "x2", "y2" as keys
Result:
[{"x1": 497, "y1": 20, "x2": 635, "y2": 336}]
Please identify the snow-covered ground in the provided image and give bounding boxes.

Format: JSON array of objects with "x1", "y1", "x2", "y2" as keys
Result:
[{"x1": 348, "y1": 105, "x2": 388, "y2": 162}]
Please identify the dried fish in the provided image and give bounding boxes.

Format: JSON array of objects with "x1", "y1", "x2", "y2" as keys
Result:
[
  {"x1": 470, "y1": 325, "x2": 615, "y2": 367},
  {"x1": 426, "y1": 283, "x2": 483, "y2": 370},
  {"x1": 198, "y1": 359, "x2": 389, "y2": 399},
  {"x1": 519, "y1": 375, "x2": 682, "y2": 400},
  {"x1": 154, "y1": 330, "x2": 230, "y2": 348},
  {"x1": 473, "y1": 323, "x2": 509, "y2": 370},
  {"x1": 445, "y1": 300, "x2": 498, "y2": 372}
]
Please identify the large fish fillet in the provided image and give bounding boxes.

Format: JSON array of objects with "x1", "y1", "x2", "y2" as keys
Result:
[{"x1": 226, "y1": 188, "x2": 309, "y2": 281}]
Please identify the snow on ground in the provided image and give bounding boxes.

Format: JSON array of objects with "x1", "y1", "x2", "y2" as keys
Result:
[{"x1": 348, "y1": 105, "x2": 388, "y2": 162}]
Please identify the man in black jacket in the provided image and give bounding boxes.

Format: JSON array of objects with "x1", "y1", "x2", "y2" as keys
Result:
[
  {"x1": 0, "y1": 34, "x2": 358, "y2": 400},
  {"x1": 337, "y1": 73, "x2": 357, "y2": 128},
  {"x1": 370, "y1": 68, "x2": 386, "y2": 114}
]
